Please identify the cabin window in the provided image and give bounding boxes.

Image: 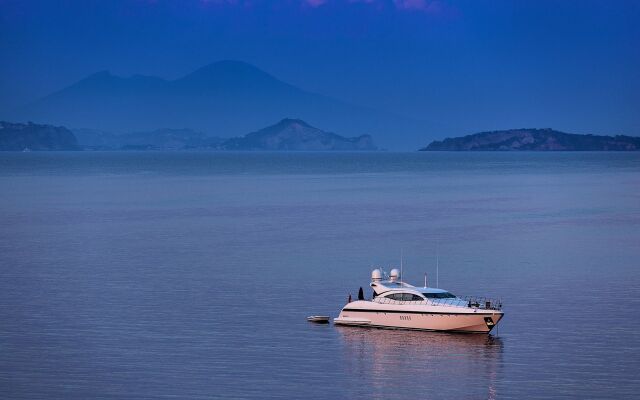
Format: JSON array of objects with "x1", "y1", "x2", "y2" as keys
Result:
[
  {"x1": 385, "y1": 293, "x2": 426, "y2": 301},
  {"x1": 422, "y1": 292, "x2": 457, "y2": 299}
]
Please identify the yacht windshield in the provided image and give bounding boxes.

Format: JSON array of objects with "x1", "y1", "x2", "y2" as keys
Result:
[{"x1": 423, "y1": 292, "x2": 457, "y2": 299}]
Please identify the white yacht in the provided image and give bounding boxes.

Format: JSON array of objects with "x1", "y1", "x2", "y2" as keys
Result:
[{"x1": 334, "y1": 269, "x2": 504, "y2": 333}]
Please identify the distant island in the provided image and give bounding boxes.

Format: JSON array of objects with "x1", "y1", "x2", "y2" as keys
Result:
[
  {"x1": 6, "y1": 122, "x2": 640, "y2": 152},
  {"x1": 0, "y1": 119, "x2": 376, "y2": 151},
  {"x1": 421, "y1": 128, "x2": 640, "y2": 151},
  {"x1": 0, "y1": 121, "x2": 79, "y2": 151},
  {"x1": 220, "y1": 118, "x2": 376, "y2": 151}
]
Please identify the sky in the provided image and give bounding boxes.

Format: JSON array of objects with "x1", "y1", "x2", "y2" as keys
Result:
[{"x1": 1, "y1": 0, "x2": 639, "y2": 136}]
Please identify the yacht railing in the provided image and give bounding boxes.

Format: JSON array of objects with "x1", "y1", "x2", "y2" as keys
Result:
[
  {"x1": 461, "y1": 296, "x2": 502, "y2": 311},
  {"x1": 371, "y1": 296, "x2": 502, "y2": 310}
]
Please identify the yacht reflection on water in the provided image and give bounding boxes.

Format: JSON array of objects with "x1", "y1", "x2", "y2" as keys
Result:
[{"x1": 336, "y1": 326, "x2": 503, "y2": 399}]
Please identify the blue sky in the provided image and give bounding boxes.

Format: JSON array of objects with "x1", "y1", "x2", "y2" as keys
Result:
[{"x1": 1, "y1": 0, "x2": 639, "y2": 136}]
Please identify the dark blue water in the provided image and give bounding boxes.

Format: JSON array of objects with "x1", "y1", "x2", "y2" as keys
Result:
[{"x1": 1, "y1": 152, "x2": 639, "y2": 399}]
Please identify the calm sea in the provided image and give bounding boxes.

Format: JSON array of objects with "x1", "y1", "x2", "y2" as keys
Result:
[{"x1": 1, "y1": 152, "x2": 639, "y2": 399}]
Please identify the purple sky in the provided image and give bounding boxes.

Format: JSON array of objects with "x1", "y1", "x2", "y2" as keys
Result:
[{"x1": 1, "y1": 0, "x2": 639, "y2": 136}]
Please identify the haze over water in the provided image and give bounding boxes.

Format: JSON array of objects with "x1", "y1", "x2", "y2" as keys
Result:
[{"x1": 1, "y1": 152, "x2": 639, "y2": 399}]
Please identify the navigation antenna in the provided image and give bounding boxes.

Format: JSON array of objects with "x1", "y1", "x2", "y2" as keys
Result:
[
  {"x1": 436, "y1": 241, "x2": 439, "y2": 288},
  {"x1": 400, "y1": 248, "x2": 404, "y2": 285}
]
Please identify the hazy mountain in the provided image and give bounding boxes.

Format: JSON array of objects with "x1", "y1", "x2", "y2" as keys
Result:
[
  {"x1": 0, "y1": 121, "x2": 79, "y2": 151},
  {"x1": 118, "y1": 129, "x2": 223, "y2": 150},
  {"x1": 421, "y1": 128, "x2": 640, "y2": 151},
  {"x1": 72, "y1": 128, "x2": 122, "y2": 149},
  {"x1": 16, "y1": 60, "x2": 428, "y2": 150},
  {"x1": 221, "y1": 118, "x2": 376, "y2": 151},
  {"x1": 74, "y1": 128, "x2": 224, "y2": 150}
]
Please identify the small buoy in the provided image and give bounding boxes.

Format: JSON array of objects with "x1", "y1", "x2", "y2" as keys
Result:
[{"x1": 307, "y1": 315, "x2": 330, "y2": 323}]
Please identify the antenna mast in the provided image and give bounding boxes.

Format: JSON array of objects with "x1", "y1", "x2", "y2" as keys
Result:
[
  {"x1": 400, "y1": 249, "x2": 403, "y2": 285},
  {"x1": 436, "y1": 242, "x2": 439, "y2": 288}
]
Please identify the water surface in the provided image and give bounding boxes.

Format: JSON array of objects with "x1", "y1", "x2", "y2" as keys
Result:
[{"x1": 1, "y1": 152, "x2": 639, "y2": 399}]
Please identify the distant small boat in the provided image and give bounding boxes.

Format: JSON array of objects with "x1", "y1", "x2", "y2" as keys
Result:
[{"x1": 307, "y1": 315, "x2": 330, "y2": 323}]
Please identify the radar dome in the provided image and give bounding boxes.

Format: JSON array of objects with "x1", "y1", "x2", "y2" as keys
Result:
[
  {"x1": 371, "y1": 269, "x2": 382, "y2": 282},
  {"x1": 389, "y1": 268, "x2": 400, "y2": 282}
]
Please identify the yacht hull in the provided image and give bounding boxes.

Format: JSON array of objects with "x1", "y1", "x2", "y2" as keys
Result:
[{"x1": 335, "y1": 306, "x2": 503, "y2": 333}]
